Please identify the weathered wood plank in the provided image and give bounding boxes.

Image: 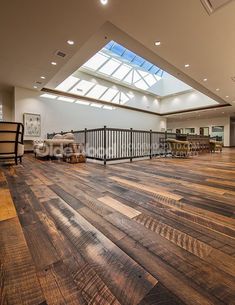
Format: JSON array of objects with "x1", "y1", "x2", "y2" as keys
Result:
[
  {"x1": 0, "y1": 217, "x2": 45, "y2": 305},
  {"x1": 0, "y1": 189, "x2": 17, "y2": 221},
  {"x1": 44, "y1": 198, "x2": 158, "y2": 305},
  {"x1": 98, "y1": 195, "x2": 141, "y2": 219}
]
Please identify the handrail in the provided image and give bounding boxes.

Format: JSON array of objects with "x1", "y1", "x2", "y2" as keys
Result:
[{"x1": 47, "y1": 127, "x2": 211, "y2": 165}]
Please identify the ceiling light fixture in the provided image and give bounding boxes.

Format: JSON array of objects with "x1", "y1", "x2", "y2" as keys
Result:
[
  {"x1": 184, "y1": 64, "x2": 190, "y2": 68},
  {"x1": 203, "y1": 78, "x2": 207, "y2": 82},
  {"x1": 51, "y1": 62, "x2": 57, "y2": 66},
  {"x1": 226, "y1": 95, "x2": 229, "y2": 98},
  {"x1": 67, "y1": 40, "x2": 74, "y2": 45},
  {"x1": 216, "y1": 88, "x2": 220, "y2": 91},
  {"x1": 100, "y1": 0, "x2": 108, "y2": 5},
  {"x1": 154, "y1": 41, "x2": 161, "y2": 46},
  {"x1": 33, "y1": 86, "x2": 38, "y2": 89},
  {"x1": 40, "y1": 76, "x2": 46, "y2": 79}
]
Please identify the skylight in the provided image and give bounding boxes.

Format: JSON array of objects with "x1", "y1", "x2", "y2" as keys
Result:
[
  {"x1": 83, "y1": 53, "x2": 109, "y2": 70},
  {"x1": 104, "y1": 41, "x2": 164, "y2": 77},
  {"x1": 81, "y1": 41, "x2": 164, "y2": 94},
  {"x1": 70, "y1": 80, "x2": 94, "y2": 95},
  {"x1": 101, "y1": 88, "x2": 119, "y2": 101},
  {"x1": 53, "y1": 40, "x2": 192, "y2": 106},
  {"x1": 86, "y1": 84, "x2": 108, "y2": 99},
  {"x1": 99, "y1": 58, "x2": 121, "y2": 75},
  {"x1": 112, "y1": 64, "x2": 132, "y2": 80}
]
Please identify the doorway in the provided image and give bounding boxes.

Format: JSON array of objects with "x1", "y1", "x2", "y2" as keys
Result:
[{"x1": 199, "y1": 127, "x2": 209, "y2": 136}]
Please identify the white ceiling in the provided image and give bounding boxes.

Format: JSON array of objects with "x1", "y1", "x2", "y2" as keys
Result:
[{"x1": 0, "y1": 0, "x2": 235, "y2": 115}]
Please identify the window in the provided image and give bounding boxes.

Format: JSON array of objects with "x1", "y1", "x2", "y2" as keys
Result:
[
  {"x1": 211, "y1": 126, "x2": 224, "y2": 141},
  {"x1": 185, "y1": 128, "x2": 195, "y2": 134}
]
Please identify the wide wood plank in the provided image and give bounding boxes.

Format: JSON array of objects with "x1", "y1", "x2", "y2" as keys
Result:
[
  {"x1": 1, "y1": 149, "x2": 235, "y2": 305},
  {"x1": 98, "y1": 195, "x2": 142, "y2": 219}
]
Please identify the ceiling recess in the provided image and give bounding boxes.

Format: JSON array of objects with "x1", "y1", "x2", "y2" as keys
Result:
[
  {"x1": 55, "y1": 50, "x2": 67, "y2": 58},
  {"x1": 200, "y1": 0, "x2": 233, "y2": 14}
]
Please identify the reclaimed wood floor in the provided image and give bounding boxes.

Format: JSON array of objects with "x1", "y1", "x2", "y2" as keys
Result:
[{"x1": 0, "y1": 149, "x2": 235, "y2": 305}]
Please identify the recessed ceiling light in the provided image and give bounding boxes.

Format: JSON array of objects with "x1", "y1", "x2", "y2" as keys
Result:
[
  {"x1": 203, "y1": 78, "x2": 207, "y2": 82},
  {"x1": 226, "y1": 95, "x2": 229, "y2": 98},
  {"x1": 185, "y1": 64, "x2": 190, "y2": 68},
  {"x1": 154, "y1": 41, "x2": 161, "y2": 46},
  {"x1": 67, "y1": 40, "x2": 74, "y2": 45},
  {"x1": 216, "y1": 88, "x2": 220, "y2": 91},
  {"x1": 40, "y1": 76, "x2": 46, "y2": 79},
  {"x1": 33, "y1": 86, "x2": 38, "y2": 89},
  {"x1": 222, "y1": 112, "x2": 225, "y2": 114},
  {"x1": 51, "y1": 62, "x2": 57, "y2": 66},
  {"x1": 76, "y1": 100, "x2": 90, "y2": 106},
  {"x1": 91, "y1": 103, "x2": 103, "y2": 108},
  {"x1": 100, "y1": 0, "x2": 108, "y2": 5}
]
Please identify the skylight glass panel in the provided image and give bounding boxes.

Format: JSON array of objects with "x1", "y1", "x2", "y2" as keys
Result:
[
  {"x1": 83, "y1": 52, "x2": 109, "y2": 71},
  {"x1": 56, "y1": 76, "x2": 79, "y2": 91},
  {"x1": 134, "y1": 79, "x2": 149, "y2": 90},
  {"x1": 57, "y1": 96, "x2": 75, "y2": 103},
  {"x1": 110, "y1": 42, "x2": 126, "y2": 56},
  {"x1": 122, "y1": 49, "x2": 136, "y2": 62},
  {"x1": 138, "y1": 70, "x2": 149, "y2": 77},
  {"x1": 119, "y1": 92, "x2": 130, "y2": 104},
  {"x1": 144, "y1": 74, "x2": 158, "y2": 87},
  {"x1": 70, "y1": 80, "x2": 94, "y2": 95},
  {"x1": 112, "y1": 64, "x2": 132, "y2": 80},
  {"x1": 133, "y1": 70, "x2": 141, "y2": 83},
  {"x1": 132, "y1": 55, "x2": 145, "y2": 67},
  {"x1": 123, "y1": 71, "x2": 133, "y2": 84},
  {"x1": 149, "y1": 66, "x2": 160, "y2": 74},
  {"x1": 105, "y1": 41, "x2": 115, "y2": 50},
  {"x1": 112, "y1": 93, "x2": 121, "y2": 104},
  {"x1": 40, "y1": 93, "x2": 57, "y2": 99},
  {"x1": 86, "y1": 84, "x2": 108, "y2": 99},
  {"x1": 99, "y1": 58, "x2": 121, "y2": 75},
  {"x1": 141, "y1": 61, "x2": 153, "y2": 71},
  {"x1": 112, "y1": 92, "x2": 130, "y2": 104},
  {"x1": 101, "y1": 88, "x2": 119, "y2": 101}
]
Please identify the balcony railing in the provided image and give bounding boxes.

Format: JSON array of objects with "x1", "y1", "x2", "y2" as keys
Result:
[{"x1": 48, "y1": 127, "x2": 210, "y2": 165}]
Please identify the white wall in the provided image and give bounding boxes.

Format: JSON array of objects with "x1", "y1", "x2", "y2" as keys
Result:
[
  {"x1": 14, "y1": 87, "x2": 166, "y2": 139},
  {"x1": 167, "y1": 116, "x2": 231, "y2": 146},
  {"x1": 161, "y1": 91, "x2": 218, "y2": 113}
]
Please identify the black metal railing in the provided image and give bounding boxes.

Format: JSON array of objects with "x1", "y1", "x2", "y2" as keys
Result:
[{"x1": 47, "y1": 127, "x2": 210, "y2": 165}]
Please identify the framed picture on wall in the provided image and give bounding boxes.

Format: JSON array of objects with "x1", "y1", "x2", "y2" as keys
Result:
[{"x1": 23, "y1": 113, "x2": 41, "y2": 137}]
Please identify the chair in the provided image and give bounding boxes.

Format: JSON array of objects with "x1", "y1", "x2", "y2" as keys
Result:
[
  {"x1": 209, "y1": 140, "x2": 223, "y2": 153},
  {"x1": 167, "y1": 138, "x2": 190, "y2": 157},
  {"x1": 0, "y1": 122, "x2": 24, "y2": 165}
]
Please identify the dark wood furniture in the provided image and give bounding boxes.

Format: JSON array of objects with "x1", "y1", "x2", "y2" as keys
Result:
[{"x1": 0, "y1": 122, "x2": 24, "y2": 165}]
